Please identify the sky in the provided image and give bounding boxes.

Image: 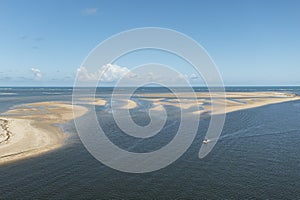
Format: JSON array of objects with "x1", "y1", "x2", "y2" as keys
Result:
[{"x1": 0, "y1": 0, "x2": 299, "y2": 86}]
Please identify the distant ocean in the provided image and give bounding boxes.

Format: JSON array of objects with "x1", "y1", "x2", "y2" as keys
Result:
[{"x1": 1, "y1": 86, "x2": 300, "y2": 199}]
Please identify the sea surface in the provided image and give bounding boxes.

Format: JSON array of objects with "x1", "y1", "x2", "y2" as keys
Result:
[{"x1": 0, "y1": 86, "x2": 300, "y2": 199}]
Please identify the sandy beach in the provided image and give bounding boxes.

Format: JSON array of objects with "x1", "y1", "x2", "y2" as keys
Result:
[
  {"x1": 1, "y1": 92, "x2": 300, "y2": 165},
  {"x1": 137, "y1": 92, "x2": 300, "y2": 115},
  {"x1": 95, "y1": 92, "x2": 300, "y2": 115},
  {"x1": 0, "y1": 102, "x2": 87, "y2": 165},
  {"x1": 88, "y1": 92, "x2": 300, "y2": 115},
  {"x1": 80, "y1": 97, "x2": 107, "y2": 106}
]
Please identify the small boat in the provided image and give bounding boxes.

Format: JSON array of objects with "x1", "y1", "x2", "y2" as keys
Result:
[{"x1": 203, "y1": 138, "x2": 211, "y2": 144}]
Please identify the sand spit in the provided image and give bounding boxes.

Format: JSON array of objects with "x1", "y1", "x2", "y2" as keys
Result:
[
  {"x1": 137, "y1": 92, "x2": 300, "y2": 115},
  {"x1": 79, "y1": 98, "x2": 107, "y2": 106},
  {"x1": 1, "y1": 92, "x2": 299, "y2": 165},
  {"x1": 0, "y1": 102, "x2": 88, "y2": 165},
  {"x1": 81, "y1": 92, "x2": 300, "y2": 115},
  {"x1": 120, "y1": 99, "x2": 138, "y2": 109}
]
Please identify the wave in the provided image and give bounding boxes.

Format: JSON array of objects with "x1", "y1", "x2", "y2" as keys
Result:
[
  {"x1": 0, "y1": 93, "x2": 17, "y2": 95},
  {"x1": 217, "y1": 128, "x2": 298, "y2": 141}
]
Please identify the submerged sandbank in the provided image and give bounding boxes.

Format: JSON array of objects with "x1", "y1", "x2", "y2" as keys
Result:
[
  {"x1": 1, "y1": 92, "x2": 299, "y2": 165},
  {"x1": 76, "y1": 92, "x2": 300, "y2": 114},
  {"x1": 138, "y1": 92, "x2": 300, "y2": 115}
]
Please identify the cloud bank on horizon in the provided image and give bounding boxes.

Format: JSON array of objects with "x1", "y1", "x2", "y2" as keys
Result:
[
  {"x1": 76, "y1": 64, "x2": 201, "y2": 87},
  {"x1": 0, "y1": 63, "x2": 203, "y2": 87},
  {"x1": 77, "y1": 64, "x2": 131, "y2": 83}
]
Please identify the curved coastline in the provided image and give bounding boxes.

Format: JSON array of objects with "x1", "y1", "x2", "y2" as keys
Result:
[
  {"x1": 0, "y1": 92, "x2": 300, "y2": 166},
  {"x1": 0, "y1": 102, "x2": 88, "y2": 165}
]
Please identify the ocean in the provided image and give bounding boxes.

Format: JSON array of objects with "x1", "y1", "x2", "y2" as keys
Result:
[{"x1": 0, "y1": 87, "x2": 300, "y2": 199}]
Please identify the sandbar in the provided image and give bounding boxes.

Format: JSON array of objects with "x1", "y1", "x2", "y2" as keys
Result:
[
  {"x1": 1, "y1": 92, "x2": 299, "y2": 165},
  {"x1": 137, "y1": 92, "x2": 300, "y2": 115},
  {"x1": 0, "y1": 102, "x2": 87, "y2": 165}
]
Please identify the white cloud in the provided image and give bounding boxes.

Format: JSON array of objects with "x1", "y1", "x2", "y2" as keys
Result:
[
  {"x1": 77, "y1": 64, "x2": 131, "y2": 82},
  {"x1": 76, "y1": 64, "x2": 205, "y2": 86},
  {"x1": 81, "y1": 8, "x2": 98, "y2": 15},
  {"x1": 30, "y1": 68, "x2": 42, "y2": 80},
  {"x1": 189, "y1": 73, "x2": 200, "y2": 80}
]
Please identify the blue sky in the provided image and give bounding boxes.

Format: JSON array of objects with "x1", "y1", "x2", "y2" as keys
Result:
[{"x1": 0, "y1": 0, "x2": 299, "y2": 86}]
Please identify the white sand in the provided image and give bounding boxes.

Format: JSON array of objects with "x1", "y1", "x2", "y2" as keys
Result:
[
  {"x1": 120, "y1": 99, "x2": 138, "y2": 109},
  {"x1": 194, "y1": 93, "x2": 300, "y2": 115},
  {"x1": 1, "y1": 92, "x2": 299, "y2": 165},
  {"x1": 140, "y1": 92, "x2": 300, "y2": 115},
  {"x1": 79, "y1": 98, "x2": 107, "y2": 106},
  {"x1": 0, "y1": 102, "x2": 87, "y2": 165}
]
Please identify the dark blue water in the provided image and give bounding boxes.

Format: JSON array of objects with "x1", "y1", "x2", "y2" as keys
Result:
[{"x1": 0, "y1": 87, "x2": 300, "y2": 199}]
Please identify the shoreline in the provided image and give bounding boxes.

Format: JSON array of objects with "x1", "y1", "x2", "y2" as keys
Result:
[
  {"x1": 0, "y1": 102, "x2": 88, "y2": 166},
  {"x1": 193, "y1": 92, "x2": 300, "y2": 115},
  {"x1": 219, "y1": 95, "x2": 300, "y2": 115},
  {"x1": 139, "y1": 92, "x2": 300, "y2": 115},
  {"x1": 1, "y1": 92, "x2": 300, "y2": 166}
]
